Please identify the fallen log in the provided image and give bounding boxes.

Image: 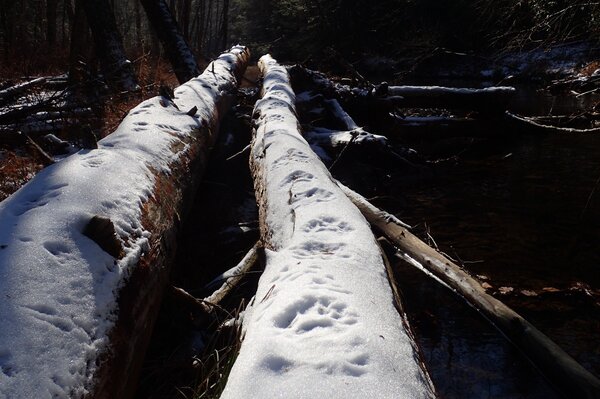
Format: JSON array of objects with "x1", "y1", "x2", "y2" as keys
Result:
[
  {"x1": 386, "y1": 85, "x2": 516, "y2": 112},
  {"x1": 338, "y1": 183, "x2": 600, "y2": 399},
  {"x1": 220, "y1": 55, "x2": 435, "y2": 399},
  {"x1": 0, "y1": 45, "x2": 249, "y2": 399},
  {"x1": 288, "y1": 65, "x2": 516, "y2": 114},
  {"x1": 0, "y1": 77, "x2": 47, "y2": 105}
]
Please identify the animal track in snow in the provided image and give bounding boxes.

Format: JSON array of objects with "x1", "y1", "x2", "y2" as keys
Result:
[
  {"x1": 272, "y1": 148, "x2": 310, "y2": 169},
  {"x1": 279, "y1": 170, "x2": 315, "y2": 187},
  {"x1": 290, "y1": 187, "x2": 335, "y2": 207},
  {"x1": 14, "y1": 188, "x2": 63, "y2": 216},
  {"x1": 155, "y1": 123, "x2": 182, "y2": 132},
  {"x1": 290, "y1": 241, "x2": 350, "y2": 260},
  {"x1": 273, "y1": 294, "x2": 359, "y2": 335},
  {"x1": 263, "y1": 113, "x2": 285, "y2": 123},
  {"x1": 302, "y1": 216, "x2": 353, "y2": 234},
  {"x1": 43, "y1": 241, "x2": 70, "y2": 257},
  {"x1": 81, "y1": 152, "x2": 104, "y2": 168},
  {"x1": 0, "y1": 350, "x2": 15, "y2": 377},
  {"x1": 24, "y1": 305, "x2": 75, "y2": 333},
  {"x1": 262, "y1": 355, "x2": 294, "y2": 373}
]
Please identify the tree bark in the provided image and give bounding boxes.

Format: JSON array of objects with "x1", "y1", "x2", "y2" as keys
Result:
[
  {"x1": 81, "y1": 0, "x2": 139, "y2": 92},
  {"x1": 339, "y1": 183, "x2": 600, "y2": 399},
  {"x1": 141, "y1": 0, "x2": 201, "y2": 84}
]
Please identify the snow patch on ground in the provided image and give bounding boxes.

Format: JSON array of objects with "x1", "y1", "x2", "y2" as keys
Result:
[
  {"x1": 0, "y1": 46, "x2": 246, "y2": 398},
  {"x1": 220, "y1": 55, "x2": 434, "y2": 399}
]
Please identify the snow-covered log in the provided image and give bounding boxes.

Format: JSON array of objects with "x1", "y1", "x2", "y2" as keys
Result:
[
  {"x1": 339, "y1": 183, "x2": 600, "y2": 399},
  {"x1": 0, "y1": 45, "x2": 249, "y2": 399},
  {"x1": 219, "y1": 55, "x2": 435, "y2": 399},
  {"x1": 386, "y1": 85, "x2": 516, "y2": 112}
]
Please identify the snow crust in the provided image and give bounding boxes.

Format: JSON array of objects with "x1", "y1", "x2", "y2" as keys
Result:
[
  {"x1": 220, "y1": 55, "x2": 434, "y2": 399},
  {"x1": 0, "y1": 45, "x2": 246, "y2": 398}
]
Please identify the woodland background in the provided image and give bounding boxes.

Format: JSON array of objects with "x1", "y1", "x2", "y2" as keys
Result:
[{"x1": 1, "y1": 0, "x2": 600, "y2": 77}]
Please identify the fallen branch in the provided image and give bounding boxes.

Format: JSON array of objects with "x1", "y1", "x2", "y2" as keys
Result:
[
  {"x1": 338, "y1": 182, "x2": 600, "y2": 399},
  {"x1": 204, "y1": 243, "x2": 261, "y2": 306},
  {"x1": 25, "y1": 134, "x2": 55, "y2": 166},
  {"x1": 505, "y1": 111, "x2": 600, "y2": 134}
]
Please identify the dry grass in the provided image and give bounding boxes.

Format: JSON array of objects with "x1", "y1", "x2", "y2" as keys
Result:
[
  {"x1": 579, "y1": 60, "x2": 600, "y2": 77},
  {"x1": 0, "y1": 55, "x2": 184, "y2": 202},
  {"x1": 189, "y1": 301, "x2": 246, "y2": 399},
  {"x1": 0, "y1": 149, "x2": 44, "y2": 201}
]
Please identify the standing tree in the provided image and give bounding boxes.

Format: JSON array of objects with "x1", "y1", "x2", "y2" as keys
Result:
[
  {"x1": 141, "y1": 0, "x2": 200, "y2": 84},
  {"x1": 81, "y1": 0, "x2": 139, "y2": 92},
  {"x1": 46, "y1": 0, "x2": 58, "y2": 47}
]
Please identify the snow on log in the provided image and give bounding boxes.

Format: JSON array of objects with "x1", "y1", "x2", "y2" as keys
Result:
[
  {"x1": 386, "y1": 85, "x2": 516, "y2": 112},
  {"x1": 338, "y1": 183, "x2": 600, "y2": 399},
  {"x1": 219, "y1": 55, "x2": 435, "y2": 399},
  {"x1": 0, "y1": 45, "x2": 249, "y2": 399}
]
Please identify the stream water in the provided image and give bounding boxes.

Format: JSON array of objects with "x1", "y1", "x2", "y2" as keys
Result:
[{"x1": 380, "y1": 86, "x2": 600, "y2": 398}]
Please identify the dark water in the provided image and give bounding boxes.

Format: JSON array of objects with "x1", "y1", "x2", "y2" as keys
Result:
[{"x1": 364, "y1": 87, "x2": 600, "y2": 398}]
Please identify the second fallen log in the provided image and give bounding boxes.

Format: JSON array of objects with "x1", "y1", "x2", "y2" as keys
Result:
[
  {"x1": 219, "y1": 55, "x2": 435, "y2": 399},
  {"x1": 386, "y1": 85, "x2": 516, "y2": 112}
]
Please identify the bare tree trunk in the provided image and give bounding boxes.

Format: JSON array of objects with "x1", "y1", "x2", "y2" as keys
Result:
[
  {"x1": 220, "y1": 0, "x2": 229, "y2": 50},
  {"x1": 140, "y1": 0, "x2": 200, "y2": 84},
  {"x1": 81, "y1": 0, "x2": 139, "y2": 92},
  {"x1": 68, "y1": 0, "x2": 91, "y2": 86},
  {"x1": 46, "y1": 0, "x2": 58, "y2": 47},
  {"x1": 134, "y1": 0, "x2": 143, "y2": 50},
  {"x1": 180, "y1": 0, "x2": 191, "y2": 40}
]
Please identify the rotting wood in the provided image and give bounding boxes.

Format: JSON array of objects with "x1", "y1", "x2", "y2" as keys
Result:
[
  {"x1": 337, "y1": 181, "x2": 600, "y2": 399},
  {"x1": 85, "y1": 45, "x2": 249, "y2": 399}
]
